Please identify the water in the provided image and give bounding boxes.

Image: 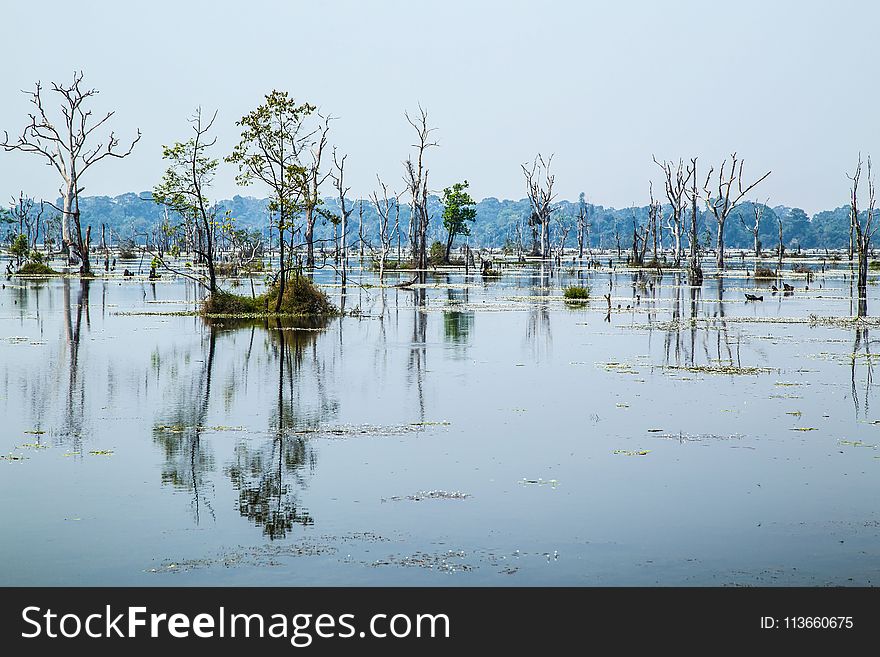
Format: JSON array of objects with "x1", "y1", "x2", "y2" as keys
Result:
[{"x1": 2, "y1": 257, "x2": 880, "y2": 586}]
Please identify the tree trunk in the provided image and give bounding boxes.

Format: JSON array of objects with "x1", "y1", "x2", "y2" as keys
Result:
[
  {"x1": 716, "y1": 218, "x2": 725, "y2": 270},
  {"x1": 305, "y1": 207, "x2": 315, "y2": 269}
]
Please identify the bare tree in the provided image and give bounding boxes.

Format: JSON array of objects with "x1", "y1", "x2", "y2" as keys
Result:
[
  {"x1": 648, "y1": 183, "x2": 662, "y2": 265},
  {"x1": 152, "y1": 108, "x2": 221, "y2": 294},
  {"x1": 554, "y1": 214, "x2": 572, "y2": 262},
  {"x1": 2, "y1": 72, "x2": 140, "y2": 274},
  {"x1": 848, "y1": 154, "x2": 877, "y2": 317},
  {"x1": 303, "y1": 115, "x2": 333, "y2": 269},
  {"x1": 403, "y1": 107, "x2": 438, "y2": 280},
  {"x1": 370, "y1": 177, "x2": 400, "y2": 283},
  {"x1": 576, "y1": 192, "x2": 589, "y2": 259},
  {"x1": 654, "y1": 156, "x2": 691, "y2": 267},
  {"x1": 330, "y1": 149, "x2": 354, "y2": 287},
  {"x1": 522, "y1": 154, "x2": 556, "y2": 258},
  {"x1": 702, "y1": 152, "x2": 771, "y2": 270},
  {"x1": 741, "y1": 198, "x2": 769, "y2": 258},
  {"x1": 684, "y1": 158, "x2": 703, "y2": 285}
]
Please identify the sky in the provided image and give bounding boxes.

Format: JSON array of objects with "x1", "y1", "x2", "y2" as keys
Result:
[{"x1": 0, "y1": 0, "x2": 877, "y2": 215}]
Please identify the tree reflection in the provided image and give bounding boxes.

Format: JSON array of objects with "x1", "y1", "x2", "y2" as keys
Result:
[
  {"x1": 851, "y1": 326, "x2": 877, "y2": 418},
  {"x1": 222, "y1": 316, "x2": 329, "y2": 539},
  {"x1": 524, "y1": 265, "x2": 551, "y2": 361},
  {"x1": 152, "y1": 325, "x2": 217, "y2": 524},
  {"x1": 443, "y1": 282, "x2": 474, "y2": 353}
]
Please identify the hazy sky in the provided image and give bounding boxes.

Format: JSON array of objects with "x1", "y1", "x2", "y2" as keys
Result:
[{"x1": 1, "y1": 0, "x2": 877, "y2": 214}]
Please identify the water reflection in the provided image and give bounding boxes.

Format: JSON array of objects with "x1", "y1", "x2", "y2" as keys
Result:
[
  {"x1": 443, "y1": 281, "x2": 474, "y2": 353},
  {"x1": 851, "y1": 326, "x2": 876, "y2": 418}
]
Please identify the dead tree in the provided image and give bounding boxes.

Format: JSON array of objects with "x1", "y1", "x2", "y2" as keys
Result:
[
  {"x1": 848, "y1": 154, "x2": 877, "y2": 317},
  {"x1": 776, "y1": 214, "x2": 784, "y2": 276},
  {"x1": 648, "y1": 184, "x2": 662, "y2": 265},
  {"x1": 554, "y1": 214, "x2": 572, "y2": 262},
  {"x1": 702, "y1": 152, "x2": 771, "y2": 270},
  {"x1": 741, "y1": 198, "x2": 768, "y2": 258},
  {"x1": 303, "y1": 115, "x2": 333, "y2": 269},
  {"x1": 684, "y1": 158, "x2": 703, "y2": 284},
  {"x1": 1, "y1": 72, "x2": 140, "y2": 274},
  {"x1": 331, "y1": 149, "x2": 354, "y2": 287},
  {"x1": 522, "y1": 154, "x2": 556, "y2": 258},
  {"x1": 654, "y1": 156, "x2": 690, "y2": 267},
  {"x1": 576, "y1": 192, "x2": 589, "y2": 259},
  {"x1": 370, "y1": 177, "x2": 399, "y2": 282},
  {"x1": 403, "y1": 107, "x2": 438, "y2": 280}
]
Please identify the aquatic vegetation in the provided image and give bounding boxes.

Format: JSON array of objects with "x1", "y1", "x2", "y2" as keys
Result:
[
  {"x1": 203, "y1": 277, "x2": 335, "y2": 316},
  {"x1": 613, "y1": 449, "x2": 651, "y2": 456},
  {"x1": 563, "y1": 285, "x2": 590, "y2": 301},
  {"x1": 664, "y1": 364, "x2": 773, "y2": 375},
  {"x1": 382, "y1": 490, "x2": 471, "y2": 502}
]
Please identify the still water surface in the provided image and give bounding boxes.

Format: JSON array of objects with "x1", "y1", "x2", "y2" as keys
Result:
[{"x1": 2, "y1": 260, "x2": 879, "y2": 585}]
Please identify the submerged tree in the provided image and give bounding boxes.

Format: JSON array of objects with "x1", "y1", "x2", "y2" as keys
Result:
[
  {"x1": 741, "y1": 199, "x2": 769, "y2": 258},
  {"x1": 685, "y1": 158, "x2": 702, "y2": 285},
  {"x1": 441, "y1": 180, "x2": 476, "y2": 263},
  {"x1": 330, "y1": 149, "x2": 354, "y2": 287},
  {"x1": 522, "y1": 153, "x2": 556, "y2": 258},
  {"x1": 848, "y1": 154, "x2": 877, "y2": 318},
  {"x1": 1, "y1": 71, "x2": 140, "y2": 274},
  {"x1": 152, "y1": 108, "x2": 221, "y2": 293},
  {"x1": 654, "y1": 156, "x2": 690, "y2": 267},
  {"x1": 302, "y1": 114, "x2": 333, "y2": 269},
  {"x1": 227, "y1": 91, "x2": 315, "y2": 311},
  {"x1": 576, "y1": 192, "x2": 590, "y2": 259},
  {"x1": 702, "y1": 153, "x2": 771, "y2": 270},
  {"x1": 403, "y1": 107, "x2": 437, "y2": 279}
]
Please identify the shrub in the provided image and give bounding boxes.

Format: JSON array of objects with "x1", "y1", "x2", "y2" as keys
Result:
[
  {"x1": 17, "y1": 262, "x2": 58, "y2": 275},
  {"x1": 203, "y1": 274, "x2": 335, "y2": 316},
  {"x1": 869, "y1": 261, "x2": 880, "y2": 271},
  {"x1": 793, "y1": 263, "x2": 813, "y2": 274},
  {"x1": 563, "y1": 285, "x2": 590, "y2": 300},
  {"x1": 753, "y1": 266, "x2": 776, "y2": 279},
  {"x1": 429, "y1": 240, "x2": 446, "y2": 266}
]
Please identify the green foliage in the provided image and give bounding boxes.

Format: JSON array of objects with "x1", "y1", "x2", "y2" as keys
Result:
[
  {"x1": 152, "y1": 136, "x2": 218, "y2": 223},
  {"x1": 563, "y1": 285, "x2": 590, "y2": 300},
  {"x1": 429, "y1": 240, "x2": 446, "y2": 265},
  {"x1": 16, "y1": 262, "x2": 58, "y2": 275},
  {"x1": 869, "y1": 261, "x2": 880, "y2": 271},
  {"x1": 9, "y1": 233, "x2": 29, "y2": 261},
  {"x1": 226, "y1": 91, "x2": 315, "y2": 232},
  {"x1": 442, "y1": 181, "x2": 477, "y2": 238},
  {"x1": 754, "y1": 266, "x2": 776, "y2": 279}
]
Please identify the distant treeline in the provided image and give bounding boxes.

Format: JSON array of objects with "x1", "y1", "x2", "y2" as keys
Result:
[{"x1": 66, "y1": 192, "x2": 856, "y2": 252}]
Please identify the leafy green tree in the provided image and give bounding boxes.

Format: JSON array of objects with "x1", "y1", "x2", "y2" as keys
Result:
[
  {"x1": 227, "y1": 91, "x2": 315, "y2": 312},
  {"x1": 10, "y1": 233, "x2": 29, "y2": 268},
  {"x1": 153, "y1": 108, "x2": 220, "y2": 293},
  {"x1": 441, "y1": 180, "x2": 477, "y2": 263}
]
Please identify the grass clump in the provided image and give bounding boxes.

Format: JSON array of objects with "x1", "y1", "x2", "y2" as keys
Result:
[
  {"x1": 563, "y1": 285, "x2": 590, "y2": 300},
  {"x1": 869, "y1": 261, "x2": 880, "y2": 271},
  {"x1": 16, "y1": 262, "x2": 58, "y2": 275},
  {"x1": 203, "y1": 275, "x2": 335, "y2": 316},
  {"x1": 753, "y1": 266, "x2": 776, "y2": 279}
]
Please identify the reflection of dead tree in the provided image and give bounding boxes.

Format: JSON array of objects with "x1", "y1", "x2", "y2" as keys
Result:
[
  {"x1": 407, "y1": 288, "x2": 427, "y2": 421},
  {"x1": 524, "y1": 268, "x2": 552, "y2": 361},
  {"x1": 851, "y1": 327, "x2": 875, "y2": 418},
  {"x1": 154, "y1": 326, "x2": 218, "y2": 524}
]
